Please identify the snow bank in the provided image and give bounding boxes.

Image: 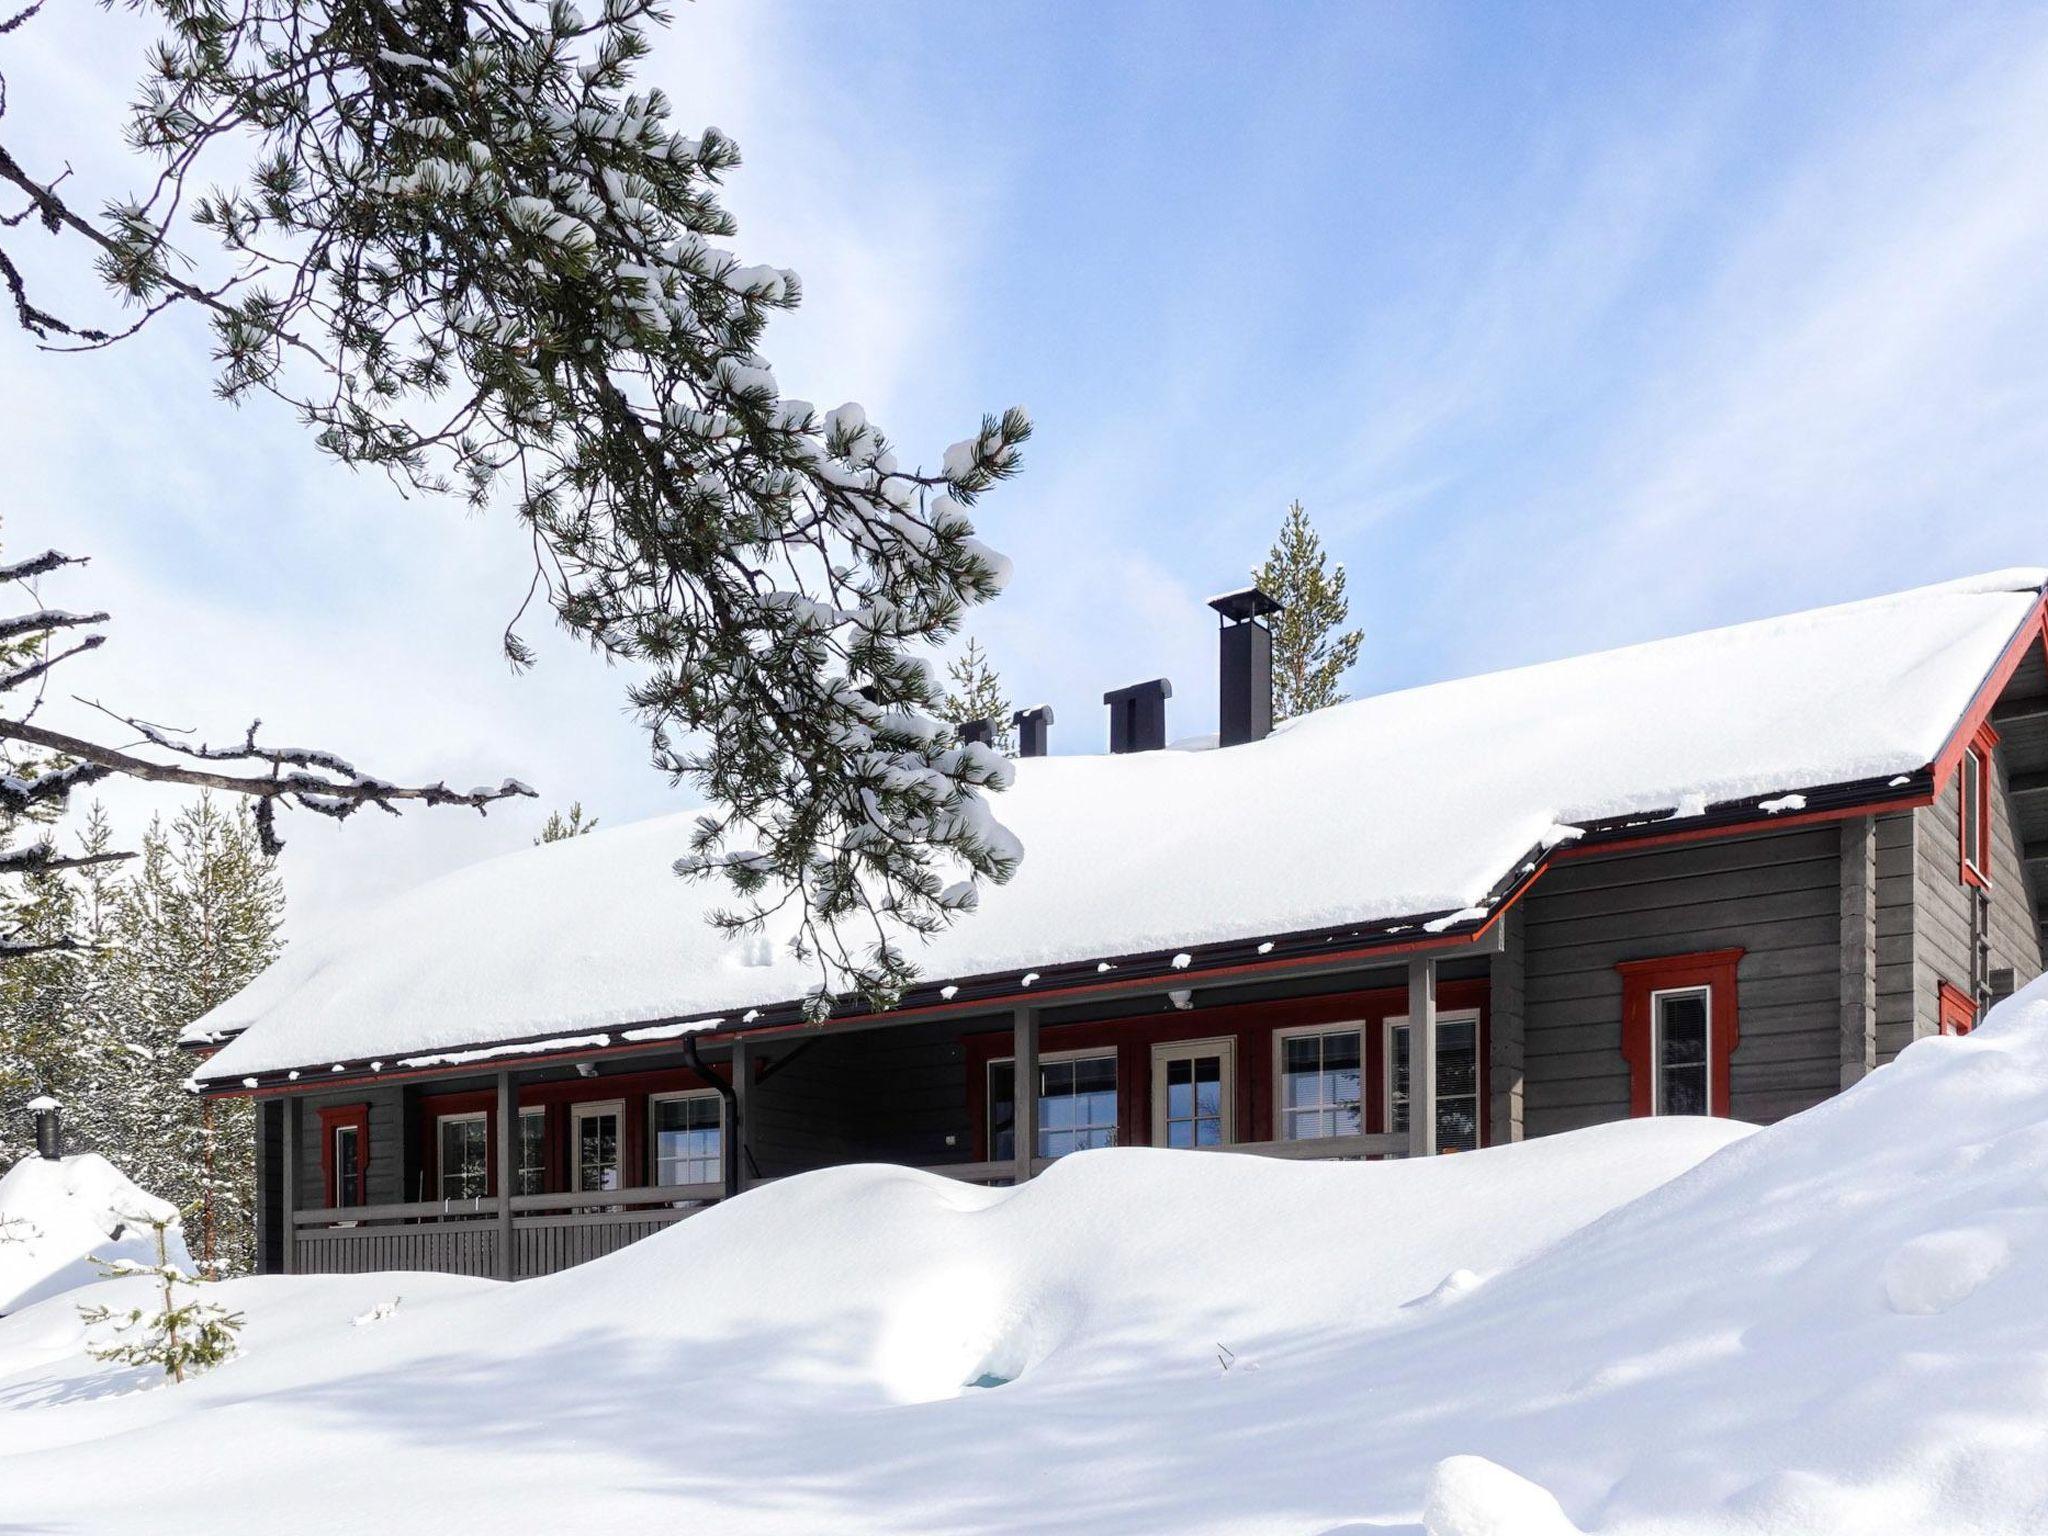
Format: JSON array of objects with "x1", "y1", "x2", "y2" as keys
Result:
[
  {"x1": 16, "y1": 973, "x2": 2048, "y2": 1531},
  {"x1": 191, "y1": 569, "x2": 2043, "y2": 1078},
  {"x1": 0, "y1": 1155, "x2": 190, "y2": 1315}
]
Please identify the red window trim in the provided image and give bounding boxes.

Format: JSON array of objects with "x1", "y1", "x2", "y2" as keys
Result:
[
  {"x1": 317, "y1": 1103, "x2": 371, "y2": 1208},
  {"x1": 1960, "y1": 722, "x2": 1998, "y2": 889},
  {"x1": 1617, "y1": 949, "x2": 1744, "y2": 1118},
  {"x1": 1937, "y1": 980, "x2": 1978, "y2": 1037}
]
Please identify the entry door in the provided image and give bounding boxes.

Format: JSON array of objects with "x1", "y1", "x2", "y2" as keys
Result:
[
  {"x1": 570, "y1": 1101, "x2": 624, "y2": 1192},
  {"x1": 1151, "y1": 1038, "x2": 1235, "y2": 1148}
]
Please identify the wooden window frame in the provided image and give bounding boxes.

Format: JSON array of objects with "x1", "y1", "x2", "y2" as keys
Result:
[
  {"x1": 317, "y1": 1103, "x2": 371, "y2": 1209},
  {"x1": 1937, "y1": 980, "x2": 1979, "y2": 1037},
  {"x1": 1149, "y1": 1037, "x2": 1237, "y2": 1149},
  {"x1": 515, "y1": 1105, "x2": 549, "y2": 1197},
  {"x1": 1382, "y1": 1008, "x2": 1484, "y2": 1151},
  {"x1": 569, "y1": 1100, "x2": 626, "y2": 1194},
  {"x1": 647, "y1": 1089, "x2": 724, "y2": 1187},
  {"x1": 1271, "y1": 1021, "x2": 1366, "y2": 1143},
  {"x1": 987, "y1": 1047, "x2": 1119, "y2": 1162},
  {"x1": 1648, "y1": 985, "x2": 1712, "y2": 1116},
  {"x1": 1617, "y1": 949, "x2": 1744, "y2": 1118},
  {"x1": 1960, "y1": 723, "x2": 1997, "y2": 889},
  {"x1": 434, "y1": 1110, "x2": 491, "y2": 1202}
]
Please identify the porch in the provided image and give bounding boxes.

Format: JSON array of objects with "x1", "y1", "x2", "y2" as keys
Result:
[{"x1": 267, "y1": 949, "x2": 1505, "y2": 1280}]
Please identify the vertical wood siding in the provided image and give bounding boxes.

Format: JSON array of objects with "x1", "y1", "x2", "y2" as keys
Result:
[{"x1": 1522, "y1": 826, "x2": 1844, "y2": 1134}]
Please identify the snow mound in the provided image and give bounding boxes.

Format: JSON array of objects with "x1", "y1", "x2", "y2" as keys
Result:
[
  {"x1": 1424, "y1": 1456, "x2": 1584, "y2": 1536},
  {"x1": 0, "y1": 1155, "x2": 189, "y2": 1315},
  {"x1": 1881, "y1": 1226, "x2": 2011, "y2": 1315},
  {"x1": 19, "y1": 975, "x2": 2048, "y2": 1531}
]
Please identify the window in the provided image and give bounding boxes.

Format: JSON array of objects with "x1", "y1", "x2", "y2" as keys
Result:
[
  {"x1": 570, "y1": 1102, "x2": 623, "y2": 1192},
  {"x1": 1960, "y1": 727, "x2": 1996, "y2": 886},
  {"x1": 1151, "y1": 1039, "x2": 1234, "y2": 1148},
  {"x1": 332, "y1": 1124, "x2": 363, "y2": 1209},
  {"x1": 1938, "y1": 981, "x2": 1979, "y2": 1037},
  {"x1": 1617, "y1": 949, "x2": 1744, "y2": 1119},
  {"x1": 437, "y1": 1112, "x2": 489, "y2": 1201},
  {"x1": 1276, "y1": 1026, "x2": 1363, "y2": 1140},
  {"x1": 1384, "y1": 1012, "x2": 1480, "y2": 1153},
  {"x1": 317, "y1": 1103, "x2": 370, "y2": 1209},
  {"x1": 651, "y1": 1092, "x2": 723, "y2": 1187},
  {"x1": 1651, "y1": 988, "x2": 1711, "y2": 1115},
  {"x1": 516, "y1": 1107, "x2": 548, "y2": 1197},
  {"x1": 990, "y1": 1052, "x2": 1118, "y2": 1161}
]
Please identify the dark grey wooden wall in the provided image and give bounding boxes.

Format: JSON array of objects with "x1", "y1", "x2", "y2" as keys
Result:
[{"x1": 1520, "y1": 824, "x2": 1847, "y2": 1135}]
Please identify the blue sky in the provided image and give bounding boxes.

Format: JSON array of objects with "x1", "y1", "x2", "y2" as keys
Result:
[{"x1": 6, "y1": 1, "x2": 2048, "y2": 925}]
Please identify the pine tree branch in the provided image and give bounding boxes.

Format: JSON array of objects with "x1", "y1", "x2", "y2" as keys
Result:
[
  {"x1": 0, "y1": 842, "x2": 133, "y2": 875},
  {"x1": 0, "y1": 711, "x2": 532, "y2": 821}
]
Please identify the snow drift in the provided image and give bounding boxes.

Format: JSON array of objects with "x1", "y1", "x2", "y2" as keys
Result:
[
  {"x1": 11, "y1": 975, "x2": 2048, "y2": 1532},
  {"x1": 0, "y1": 1154, "x2": 192, "y2": 1315}
]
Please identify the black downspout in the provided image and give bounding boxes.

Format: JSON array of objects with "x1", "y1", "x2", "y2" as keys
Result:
[{"x1": 683, "y1": 1034, "x2": 742, "y2": 1200}]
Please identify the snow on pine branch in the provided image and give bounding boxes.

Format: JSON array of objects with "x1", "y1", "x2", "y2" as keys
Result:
[{"x1": 2, "y1": 0, "x2": 1031, "y2": 1013}]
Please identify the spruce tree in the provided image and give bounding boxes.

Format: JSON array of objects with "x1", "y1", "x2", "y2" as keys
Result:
[
  {"x1": 1254, "y1": 502, "x2": 1364, "y2": 721},
  {"x1": 105, "y1": 798, "x2": 283, "y2": 1274},
  {"x1": 939, "y1": 639, "x2": 1015, "y2": 754},
  {"x1": 78, "y1": 1203, "x2": 245, "y2": 1383}
]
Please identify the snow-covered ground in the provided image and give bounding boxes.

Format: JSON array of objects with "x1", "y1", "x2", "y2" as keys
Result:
[
  {"x1": 0, "y1": 1152, "x2": 193, "y2": 1315},
  {"x1": 10, "y1": 981, "x2": 2048, "y2": 1533}
]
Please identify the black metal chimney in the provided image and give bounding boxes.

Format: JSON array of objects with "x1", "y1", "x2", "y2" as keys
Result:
[
  {"x1": 1012, "y1": 705, "x2": 1053, "y2": 758},
  {"x1": 29, "y1": 1094, "x2": 60, "y2": 1160},
  {"x1": 958, "y1": 718, "x2": 995, "y2": 748},
  {"x1": 1208, "y1": 586, "x2": 1283, "y2": 747},
  {"x1": 1103, "y1": 678, "x2": 1171, "y2": 753}
]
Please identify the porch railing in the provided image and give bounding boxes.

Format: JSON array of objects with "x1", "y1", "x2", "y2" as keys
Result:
[{"x1": 291, "y1": 1181, "x2": 723, "y2": 1280}]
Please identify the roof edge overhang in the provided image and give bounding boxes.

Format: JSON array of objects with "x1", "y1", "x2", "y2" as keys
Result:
[{"x1": 196, "y1": 587, "x2": 2048, "y2": 1100}]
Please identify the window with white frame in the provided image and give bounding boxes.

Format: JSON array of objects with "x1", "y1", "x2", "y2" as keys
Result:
[
  {"x1": 332, "y1": 1123, "x2": 363, "y2": 1208},
  {"x1": 1385, "y1": 1012, "x2": 1480, "y2": 1152},
  {"x1": 437, "y1": 1112, "x2": 489, "y2": 1201},
  {"x1": 515, "y1": 1106, "x2": 547, "y2": 1196},
  {"x1": 1276, "y1": 1026, "x2": 1363, "y2": 1140},
  {"x1": 651, "y1": 1092, "x2": 722, "y2": 1187},
  {"x1": 990, "y1": 1052, "x2": 1118, "y2": 1161},
  {"x1": 1651, "y1": 987, "x2": 1711, "y2": 1115},
  {"x1": 1962, "y1": 744, "x2": 1990, "y2": 882},
  {"x1": 571, "y1": 1102, "x2": 623, "y2": 1192},
  {"x1": 1152, "y1": 1039, "x2": 1233, "y2": 1148}
]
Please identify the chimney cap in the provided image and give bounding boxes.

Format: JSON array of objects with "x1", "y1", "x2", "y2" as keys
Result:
[
  {"x1": 1103, "y1": 677, "x2": 1173, "y2": 705},
  {"x1": 1208, "y1": 586, "x2": 1283, "y2": 624},
  {"x1": 26, "y1": 1095, "x2": 59, "y2": 1112},
  {"x1": 1012, "y1": 704, "x2": 1054, "y2": 725}
]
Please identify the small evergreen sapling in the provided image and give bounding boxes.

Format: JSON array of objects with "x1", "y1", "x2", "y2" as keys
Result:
[
  {"x1": 535, "y1": 802, "x2": 601, "y2": 844},
  {"x1": 77, "y1": 1203, "x2": 244, "y2": 1384},
  {"x1": 1253, "y1": 501, "x2": 1364, "y2": 721},
  {"x1": 940, "y1": 639, "x2": 1014, "y2": 753}
]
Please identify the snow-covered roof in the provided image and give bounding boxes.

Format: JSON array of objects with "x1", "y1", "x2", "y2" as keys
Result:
[{"x1": 189, "y1": 569, "x2": 2047, "y2": 1083}]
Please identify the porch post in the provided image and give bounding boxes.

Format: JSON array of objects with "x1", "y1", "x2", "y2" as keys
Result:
[
  {"x1": 280, "y1": 1094, "x2": 299, "y2": 1275},
  {"x1": 494, "y1": 1071, "x2": 514, "y2": 1281},
  {"x1": 1012, "y1": 1006, "x2": 1039, "y2": 1184},
  {"x1": 729, "y1": 1039, "x2": 753, "y2": 1196},
  {"x1": 1407, "y1": 956, "x2": 1438, "y2": 1159}
]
